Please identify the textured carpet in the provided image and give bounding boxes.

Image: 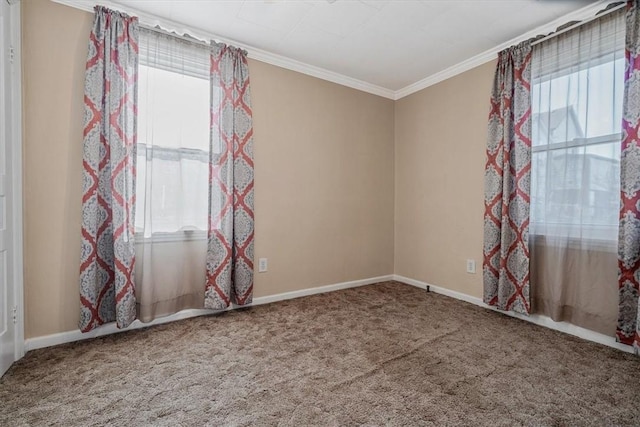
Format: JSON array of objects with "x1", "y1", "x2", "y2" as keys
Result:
[{"x1": 2, "y1": 281, "x2": 640, "y2": 426}]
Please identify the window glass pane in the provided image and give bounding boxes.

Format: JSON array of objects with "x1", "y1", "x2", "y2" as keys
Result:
[
  {"x1": 532, "y1": 58, "x2": 624, "y2": 148},
  {"x1": 584, "y1": 141, "x2": 620, "y2": 227},
  {"x1": 138, "y1": 65, "x2": 209, "y2": 152},
  {"x1": 147, "y1": 156, "x2": 209, "y2": 233},
  {"x1": 583, "y1": 58, "x2": 624, "y2": 138}
]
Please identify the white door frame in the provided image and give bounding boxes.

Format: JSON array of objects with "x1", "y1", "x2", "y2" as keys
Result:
[{"x1": 7, "y1": 0, "x2": 23, "y2": 361}]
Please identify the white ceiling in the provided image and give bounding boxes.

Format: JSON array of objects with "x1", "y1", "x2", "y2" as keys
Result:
[{"x1": 106, "y1": 0, "x2": 599, "y2": 95}]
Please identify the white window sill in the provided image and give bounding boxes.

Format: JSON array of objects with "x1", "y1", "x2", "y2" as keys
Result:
[
  {"x1": 134, "y1": 230, "x2": 208, "y2": 244},
  {"x1": 530, "y1": 233, "x2": 618, "y2": 253}
]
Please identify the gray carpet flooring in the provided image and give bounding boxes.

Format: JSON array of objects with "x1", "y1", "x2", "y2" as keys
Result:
[{"x1": 1, "y1": 281, "x2": 640, "y2": 426}]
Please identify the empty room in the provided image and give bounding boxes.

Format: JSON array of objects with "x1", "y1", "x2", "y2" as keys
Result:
[{"x1": 1, "y1": 0, "x2": 640, "y2": 424}]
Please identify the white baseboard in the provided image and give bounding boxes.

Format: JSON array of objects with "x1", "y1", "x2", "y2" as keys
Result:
[
  {"x1": 24, "y1": 274, "x2": 394, "y2": 352},
  {"x1": 393, "y1": 274, "x2": 633, "y2": 354},
  {"x1": 249, "y1": 275, "x2": 393, "y2": 305},
  {"x1": 25, "y1": 274, "x2": 632, "y2": 355}
]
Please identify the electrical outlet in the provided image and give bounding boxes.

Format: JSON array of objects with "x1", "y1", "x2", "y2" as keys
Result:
[
  {"x1": 258, "y1": 258, "x2": 268, "y2": 273},
  {"x1": 466, "y1": 259, "x2": 476, "y2": 274}
]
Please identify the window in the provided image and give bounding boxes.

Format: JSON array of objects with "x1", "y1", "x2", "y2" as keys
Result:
[
  {"x1": 135, "y1": 29, "x2": 210, "y2": 240},
  {"x1": 530, "y1": 14, "x2": 625, "y2": 244}
]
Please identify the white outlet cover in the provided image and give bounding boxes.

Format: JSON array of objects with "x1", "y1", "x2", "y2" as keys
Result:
[
  {"x1": 466, "y1": 259, "x2": 476, "y2": 274},
  {"x1": 258, "y1": 258, "x2": 268, "y2": 273}
]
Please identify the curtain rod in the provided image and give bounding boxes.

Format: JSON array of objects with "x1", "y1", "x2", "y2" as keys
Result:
[
  {"x1": 531, "y1": 2, "x2": 625, "y2": 47},
  {"x1": 140, "y1": 24, "x2": 211, "y2": 48}
]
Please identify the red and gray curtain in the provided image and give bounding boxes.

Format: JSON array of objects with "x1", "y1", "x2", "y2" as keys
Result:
[
  {"x1": 79, "y1": 7, "x2": 139, "y2": 332},
  {"x1": 483, "y1": 42, "x2": 532, "y2": 315},
  {"x1": 617, "y1": 0, "x2": 640, "y2": 348},
  {"x1": 204, "y1": 43, "x2": 255, "y2": 309}
]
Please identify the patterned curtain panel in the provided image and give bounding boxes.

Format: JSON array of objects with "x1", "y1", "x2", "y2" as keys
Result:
[
  {"x1": 205, "y1": 43, "x2": 255, "y2": 310},
  {"x1": 79, "y1": 7, "x2": 139, "y2": 332},
  {"x1": 483, "y1": 42, "x2": 533, "y2": 315},
  {"x1": 617, "y1": 0, "x2": 640, "y2": 347}
]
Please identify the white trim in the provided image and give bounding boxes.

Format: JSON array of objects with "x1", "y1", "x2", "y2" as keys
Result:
[
  {"x1": 393, "y1": 275, "x2": 634, "y2": 354},
  {"x1": 394, "y1": 0, "x2": 619, "y2": 99},
  {"x1": 26, "y1": 274, "x2": 633, "y2": 355},
  {"x1": 8, "y1": 0, "x2": 23, "y2": 360},
  {"x1": 49, "y1": 0, "x2": 395, "y2": 100},
  {"x1": 23, "y1": 274, "x2": 393, "y2": 351},
  {"x1": 134, "y1": 230, "x2": 208, "y2": 244}
]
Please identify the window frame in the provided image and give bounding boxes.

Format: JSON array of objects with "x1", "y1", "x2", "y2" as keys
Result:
[
  {"x1": 134, "y1": 34, "x2": 212, "y2": 244},
  {"x1": 529, "y1": 130, "x2": 622, "y2": 251},
  {"x1": 134, "y1": 144, "x2": 218, "y2": 244},
  {"x1": 529, "y1": 24, "x2": 624, "y2": 251}
]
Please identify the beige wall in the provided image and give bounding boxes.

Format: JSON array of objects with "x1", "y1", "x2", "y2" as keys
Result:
[
  {"x1": 22, "y1": 0, "x2": 395, "y2": 339},
  {"x1": 394, "y1": 61, "x2": 495, "y2": 299},
  {"x1": 22, "y1": 1, "x2": 91, "y2": 339},
  {"x1": 250, "y1": 61, "x2": 395, "y2": 297}
]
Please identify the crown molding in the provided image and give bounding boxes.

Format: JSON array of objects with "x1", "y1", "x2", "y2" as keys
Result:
[
  {"x1": 50, "y1": 0, "x2": 619, "y2": 102},
  {"x1": 393, "y1": 0, "x2": 619, "y2": 100},
  {"x1": 49, "y1": 0, "x2": 396, "y2": 100}
]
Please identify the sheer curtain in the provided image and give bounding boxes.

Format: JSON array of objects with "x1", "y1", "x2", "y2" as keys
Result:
[
  {"x1": 530, "y1": 9, "x2": 625, "y2": 335},
  {"x1": 617, "y1": 0, "x2": 640, "y2": 348},
  {"x1": 134, "y1": 28, "x2": 211, "y2": 322}
]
